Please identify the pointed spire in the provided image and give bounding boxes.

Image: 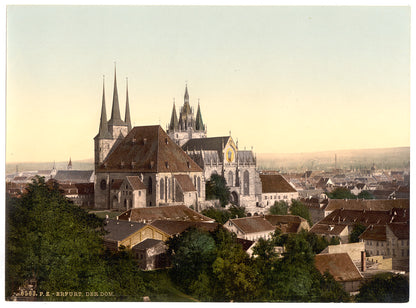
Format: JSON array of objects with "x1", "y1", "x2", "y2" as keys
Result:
[
  {"x1": 195, "y1": 99, "x2": 204, "y2": 131},
  {"x1": 169, "y1": 99, "x2": 179, "y2": 131},
  {"x1": 183, "y1": 83, "x2": 191, "y2": 114},
  {"x1": 124, "y1": 77, "x2": 132, "y2": 131},
  {"x1": 108, "y1": 63, "x2": 124, "y2": 126},
  {"x1": 67, "y1": 157, "x2": 72, "y2": 170},
  {"x1": 97, "y1": 75, "x2": 111, "y2": 138}
]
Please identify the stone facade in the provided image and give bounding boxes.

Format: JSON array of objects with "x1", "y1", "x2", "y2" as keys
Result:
[{"x1": 167, "y1": 85, "x2": 207, "y2": 147}]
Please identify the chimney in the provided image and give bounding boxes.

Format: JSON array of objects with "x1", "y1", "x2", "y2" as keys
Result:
[
  {"x1": 128, "y1": 217, "x2": 131, "y2": 222},
  {"x1": 116, "y1": 216, "x2": 119, "y2": 220},
  {"x1": 361, "y1": 251, "x2": 366, "y2": 272}
]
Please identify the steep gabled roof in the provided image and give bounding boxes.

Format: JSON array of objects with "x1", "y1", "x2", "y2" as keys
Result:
[
  {"x1": 126, "y1": 176, "x2": 146, "y2": 190},
  {"x1": 174, "y1": 174, "x2": 196, "y2": 192},
  {"x1": 182, "y1": 136, "x2": 231, "y2": 154},
  {"x1": 229, "y1": 216, "x2": 275, "y2": 234},
  {"x1": 387, "y1": 223, "x2": 409, "y2": 240},
  {"x1": 96, "y1": 125, "x2": 202, "y2": 173},
  {"x1": 103, "y1": 219, "x2": 146, "y2": 242},
  {"x1": 118, "y1": 204, "x2": 214, "y2": 223},
  {"x1": 315, "y1": 253, "x2": 363, "y2": 282},
  {"x1": 359, "y1": 225, "x2": 387, "y2": 241},
  {"x1": 259, "y1": 174, "x2": 297, "y2": 193}
]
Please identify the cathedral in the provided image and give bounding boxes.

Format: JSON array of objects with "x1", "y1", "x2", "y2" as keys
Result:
[
  {"x1": 94, "y1": 70, "x2": 205, "y2": 210},
  {"x1": 93, "y1": 68, "x2": 298, "y2": 214}
]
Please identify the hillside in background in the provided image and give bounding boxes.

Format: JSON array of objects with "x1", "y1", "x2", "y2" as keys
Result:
[
  {"x1": 6, "y1": 159, "x2": 94, "y2": 175},
  {"x1": 257, "y1": 147, "x2": 410, "y2": 173},
  {"x1": 5, "y1": 147, "x2": 410, "y2": 175}
]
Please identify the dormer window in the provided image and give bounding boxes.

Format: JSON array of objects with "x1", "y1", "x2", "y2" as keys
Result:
[
  {"x1": 143, "y1": 138, "x2": 147, "y2": 145},
  {"x1": 165, "y1": 138, "x2": 169, "y2": 144},
  {"x1": 165, "y1": 162, "x2": 169, "y2": 168},
  {"x1": 187, "y1": 161, "x2": 191, "y2": 168}
]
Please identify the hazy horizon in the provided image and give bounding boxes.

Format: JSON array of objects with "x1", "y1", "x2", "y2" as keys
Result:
[
  {"x1": 6, "y1": 145, "x2": 410, "y2": 165},
  {"x1": 6, "y1": 6, "x2": 410, "y2": 163}
]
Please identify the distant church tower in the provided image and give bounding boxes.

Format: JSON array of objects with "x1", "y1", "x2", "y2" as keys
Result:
[
  {"x1": 94, "y1": 66, "x2": 132, "y2": 168},
  {"x1": 167, "y1": 85, "x2": 207, "y2": 146}
]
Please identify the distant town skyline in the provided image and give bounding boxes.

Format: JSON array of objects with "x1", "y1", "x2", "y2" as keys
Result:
[{"x1": 6, "y1": 5, "x2": 410, "y2": 163}]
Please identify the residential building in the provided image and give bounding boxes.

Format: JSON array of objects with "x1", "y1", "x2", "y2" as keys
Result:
[
  {"x1": 224, "y1": 216, "x2": 275, "y2": 241},
  {"x1": 258, "y1": 174, "x2": 299, "y2": 210},
  {"x1": 315, "y1": 253, "x2": 363, "y2": 294}
]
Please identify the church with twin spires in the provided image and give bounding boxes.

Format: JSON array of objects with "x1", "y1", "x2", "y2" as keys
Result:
[{"x1": 93, "y1": 67, "x2": 296, "y2": 214}]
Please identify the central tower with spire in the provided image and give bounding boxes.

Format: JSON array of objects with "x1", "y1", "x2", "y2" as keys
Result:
[
  {"x1": 167, "y1": 84, "x2": 207, "y2": 146},
  {"x1": 94, "y1": 65, "x2": 132, "y2": 167}
]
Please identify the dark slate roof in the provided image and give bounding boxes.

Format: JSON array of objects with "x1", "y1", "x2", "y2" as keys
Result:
[
  {"x1": 168, "y1": 103, "x2": 179, "y2": 131},
  {"x1": 174, "y1": 174, "x2": 196, "y2": 192},
  {"x1": 325, "y1": 199, "x2": 409, "y2": 212},
  {"x1": 132, "y1": 238, "x2": 164, "y2": 250},
  {"x1": 150, "y1": 220, "x2": 219, "y2": 236},
  {"x1": 74, "y1": 182, "x2": 94, "y2": 195},
  {"x1": 53, "y1": 170, "x2": 94, "y2": 183},
  {"x1": 259, "y1": 174, "x2": 297, "y2": 193},
  {"x1": 237, "y1": 151, "x2": 255, "y2": 164},
  {"x1": 126, "y1": 176, "x2": 146, "y2": 190},
  {"x1": 96, "y1": 125, "x2": 202, "y2": 173},
  {"x1": 229, "y1": 216, "x2": 275, "y2": 234},
  {"x1": 103, "y1": 219, "x2": 146, "y2": 242},
  {"x1": 182, "y1": 136, "x2": 231, "y2": 157},
  {"x1": 118, "y1": 205, "x2": 214, "y2": 223},
  {"x1": 315, "y1": 253, "x2": 363, "y2": 282}
]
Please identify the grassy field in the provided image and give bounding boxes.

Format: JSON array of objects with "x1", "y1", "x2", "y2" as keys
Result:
[{"x1": 141, "y1": 269, "x2": 198, "y2": 302}]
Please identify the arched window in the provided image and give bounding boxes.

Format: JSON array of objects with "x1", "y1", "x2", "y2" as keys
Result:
[
  {"x1": 148, "y1": 177, "x2": 153, "y2": 194},
  {"x1": 197, "y1": 177, "x2": 201, "y2": 196},
  {"x1": 228, "y1": 171, "x2": 234, "y2": 186},
  {"x1": 244, "y1": 170, "x2": 250, "y2": 195},
  {"x1": 160, "y1": 178, "x2": 165, "y2": 200}
]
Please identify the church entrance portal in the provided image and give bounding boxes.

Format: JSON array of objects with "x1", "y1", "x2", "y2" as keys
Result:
[{"x1": 230, "y1": 191, "x2": 239, "y2": 206}]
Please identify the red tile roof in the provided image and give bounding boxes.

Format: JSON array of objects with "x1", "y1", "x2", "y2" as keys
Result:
[
  {"x1": 97, "y1": 125, "x2": 202, "y2": 173},
  {"x1": 150, "y1": 220, "x2": 219, "y2": 236},
  {"x1": 259, "y1": 174, "x2": 297, "y2": 193},
  {"x1": 174, "y1": 174, "x2": 196, "y2": 192},
  {"x1": 118, "y1": 205, "x2": 214, "y2": 223},
  {"x1": 229, "y1": 216, "x2": 275, "y2": 234},
  {"x1": 387, "y1": 223, "x2": 409, "y2": 240},
  {"x1": 126, "y1": 176, "x2": 146, "y2": 190},
  {"x1": 264, "y1": 215, "x2": 308, "y2": 233},
  {"x1": 315, "y1": 253, "x2": 363, "y2": 282},
  {"x1": 325, "y1": 199, "x2": 409, "y2": 212},
  {"x1": 359, "y1": 225, "x2": 387, "y2": 241}
]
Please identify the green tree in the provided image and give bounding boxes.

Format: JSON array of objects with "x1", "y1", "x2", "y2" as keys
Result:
[
  {"x1": 326, "y1": 187, "x2": 356, "y2": 199},
  {"x1": 349, "y1": 223, "x2": 367, "y2": 243},
  {"x1": 228, "y1": 205, "x2": 246, "y2": 219},
  {"x1": 312, "y1": 271, "x2": 351, "y2": 302},
  {"x1": 201, "y1": 207, "x2": 231, "y2": 224},
  {"x1": 167, "y1": 228, "x2": 216, "y2": 293},
  {"x1": 6, "y1": 177, "x2": 112, "y2": 300},
  {"x1": 205, "y1": 174, "x2": 231, "y2": 207},
  {"x1": 102, "y1": 248, "x2": 146, "y2": 301},
  {"x1": 268, "y1": 200, "x2": 289, "y2": 215},
  {"x1": 357, "y1": 190, "x2": 375, "y2": 199},
  {"x1": 356, "y1": 273, "x2": 409, "y2": 302},
  {"x1": 289, "y1": 199, "x2": 312, "y2": 226}
]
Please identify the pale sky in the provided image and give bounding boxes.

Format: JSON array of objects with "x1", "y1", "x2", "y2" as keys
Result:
[{"x1": 5, "y1": 4, "x2": 411, "y2": 163}]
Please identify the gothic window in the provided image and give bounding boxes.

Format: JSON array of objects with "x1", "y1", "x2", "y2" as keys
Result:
[
  {"x1": 100, "y1": 179, "x2": 107, "y2": 190},
  {"x1": 228, "y1": 171, "x2": 234, "y2": 186},
  {"x1": 148, "y1": 177, "x2": 153, "y2": 194},
  {"x1": 243, "y1": 170, "x2": 250, "y2": 195},
  {"x1": 160, "y1": 178, "x2": 165, "y2": 200},
  {"x1": 197, "y1": 177, "x2": 201, "y2": 197}
]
